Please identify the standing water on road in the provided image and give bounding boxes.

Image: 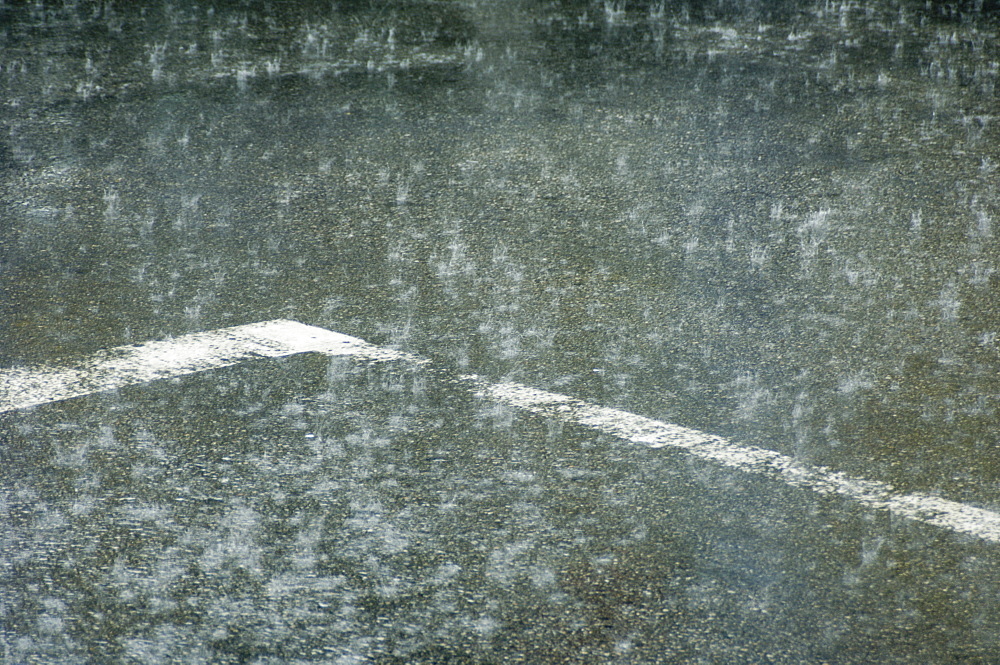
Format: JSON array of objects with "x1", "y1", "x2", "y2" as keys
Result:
[{"x1": 4, "y1": 0, "x2": 1000, "y2": 662}]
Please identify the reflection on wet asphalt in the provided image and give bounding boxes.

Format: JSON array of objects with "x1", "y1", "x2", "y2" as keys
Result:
[{"x1": 3, "y1": 0, "x2": 1000, "y2": 661}]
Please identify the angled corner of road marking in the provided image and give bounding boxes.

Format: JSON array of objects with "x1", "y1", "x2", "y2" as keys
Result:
[
  {"x1": 0, "y1": 320, "x2": 422, "y2": 412},
  {"x1": 2, "y1": 320, "x2": 359, "y2": 412},
  {"x1": 231, "y1": 319, "x2": 368, "y2": 356},
  {"x1": 4, "y1": 320, "x2": 1000, "y2": 544}
]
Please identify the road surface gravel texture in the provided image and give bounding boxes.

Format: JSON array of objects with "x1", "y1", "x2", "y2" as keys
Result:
[{"x1": 3, "y1": 0, "x2": 1000, "y2": 663}]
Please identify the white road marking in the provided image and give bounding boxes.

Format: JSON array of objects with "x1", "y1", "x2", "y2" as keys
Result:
[
  {"x1": 3, "y1": 319, "x2": 999, "y2": 544},
  {"x1": 461, "y1": 377, "x2": 1000, "y2": 544},
  {"x1": 0, "y1": 319, "x2": 416, "y2": 412}
]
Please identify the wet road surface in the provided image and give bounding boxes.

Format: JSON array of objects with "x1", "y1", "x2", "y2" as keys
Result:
[{"x1": 4, "y1": 0, "x2": 1000, "y2": 662}]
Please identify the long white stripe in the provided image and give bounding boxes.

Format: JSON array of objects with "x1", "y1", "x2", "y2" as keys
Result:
[
  {"x1": 3, "y1": 320, "x2": 999, "y2": 544},
  {"x1": 460, "y1": 376, "x2": 1000, "y2": 544}
]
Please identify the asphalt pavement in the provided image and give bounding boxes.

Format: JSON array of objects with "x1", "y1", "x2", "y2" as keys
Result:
[{"x1": 4, "y1": 0, "x2": 1000, "y2": 662}]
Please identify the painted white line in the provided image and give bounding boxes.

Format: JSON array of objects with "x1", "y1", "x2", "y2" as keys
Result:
[
  {"x1": 0, "y1": 319, "x2": 417, "y2": 412},
  {"x1": 4, "y1": 320, "x2": 999, "y2": 544},
  {"x1": 460, "y1": 376, "x2": 1000, "y2": 544}
]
